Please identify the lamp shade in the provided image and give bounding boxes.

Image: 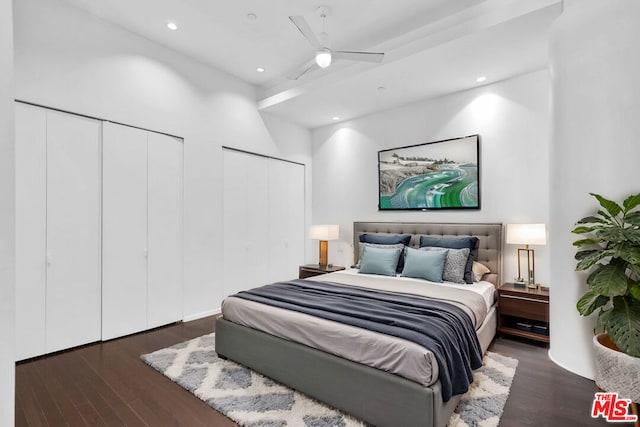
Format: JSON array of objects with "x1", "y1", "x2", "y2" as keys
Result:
[
  {"x1": 309, "y1": 224, "x2": 339, "y2": 241},
  {"x1": 506, "y1": 223, "x2": 547, "y2": 245}
]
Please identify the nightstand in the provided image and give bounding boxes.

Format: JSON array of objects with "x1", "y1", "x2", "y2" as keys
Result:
[
  {"x1": 498, "y1": 283, "x2": 550, "y2": 343},
  {"x1": 299, "y1": 264, "x2": 345, "y2": 279}
]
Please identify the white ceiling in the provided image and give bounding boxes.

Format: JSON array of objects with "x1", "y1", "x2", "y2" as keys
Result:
[{"x1": 59, "y1": 0, "x2": 561, "y2": 128}]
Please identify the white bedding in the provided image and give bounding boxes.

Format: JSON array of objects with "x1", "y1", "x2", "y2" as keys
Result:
[
  {"x1": 221, "y1": 270, "x2": 496, "y2": 387},
  {"x1": 328, "y1": 268, "x2": 496, "y2": 311}
]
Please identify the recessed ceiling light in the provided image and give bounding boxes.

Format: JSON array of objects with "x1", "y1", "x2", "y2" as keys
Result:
[
  {"x1": 256, "y1": 67, "x2": 265, "y2": 73},
  {"x1": 332, "y1": 116, "x2": 340, "y2": 121},
  {"x1": 377, "y1": 86, "x2": 386, "y2": 92},
  {"x1": 247, "y1": 13, "x2": 257, "y2": 21},
  {"x1": 167, "y1": 22, "x2": 178, "y2": 30},
  {"x1": 476, "y1": 76, "x2": 487, "y2": 83}
]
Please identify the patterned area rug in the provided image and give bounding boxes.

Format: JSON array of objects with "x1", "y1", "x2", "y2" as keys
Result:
[{"x1": 141, "y1": 334, "x2": 518, "y2": 427}]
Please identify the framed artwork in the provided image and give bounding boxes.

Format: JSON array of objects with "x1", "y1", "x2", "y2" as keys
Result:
[{"x1": 378, "y1": 134, "x2": 480, "y2": 210}]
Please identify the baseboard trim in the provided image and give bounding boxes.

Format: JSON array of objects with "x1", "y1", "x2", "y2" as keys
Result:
[{"x1": 183, "y1": 308, "x2": 221, "y2": 323}]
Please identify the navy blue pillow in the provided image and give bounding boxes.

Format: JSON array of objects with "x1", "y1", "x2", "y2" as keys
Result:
[
  {"x1": 359, "y1": 233, "x2": 411, "y2": 245},
  {"x1": 419, "y1": 236, "x2": 479, "y2": 284},
  {"x1": 359, "y1": 234, "x2": 411, "y2": 272}
]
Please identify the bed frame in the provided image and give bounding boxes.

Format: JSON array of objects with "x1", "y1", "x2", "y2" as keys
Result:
[{"x1": 215, "y1": 222, "x2": 502, "y2": 427}]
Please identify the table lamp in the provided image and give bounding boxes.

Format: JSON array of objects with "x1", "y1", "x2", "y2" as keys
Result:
[
  {"x1": 309, "y1": 225, "x2": 339, "y2": 268},
  {"x1": 506, "y1": 223, "x2": 547, "y2": 288}
]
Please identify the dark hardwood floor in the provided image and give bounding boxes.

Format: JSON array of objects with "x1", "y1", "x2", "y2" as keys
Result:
[{"x1": 16, "y1": 317, "x2": 614, "y2": 426}]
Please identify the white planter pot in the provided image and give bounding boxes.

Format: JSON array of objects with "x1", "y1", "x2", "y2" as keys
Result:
[{"x1": 593, "y1": 333, "x2": 640, "y2": 402}]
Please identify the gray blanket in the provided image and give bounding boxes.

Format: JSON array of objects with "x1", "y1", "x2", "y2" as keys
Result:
[{"x1": 233, "y1": 279, "x2": 483, "y2": 401}]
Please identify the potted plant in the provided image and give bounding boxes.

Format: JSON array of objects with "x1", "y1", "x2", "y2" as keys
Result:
[
  {"x1": 573, "y1": 192, "x2": 640, "y2": 354},
  {"x1": 573, "y1": 192, "x2": 640, "y2": 404}
]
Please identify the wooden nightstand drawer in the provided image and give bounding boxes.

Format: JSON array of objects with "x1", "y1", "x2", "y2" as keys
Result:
[{"x1": 499, "y1": 294, "x2": 549, "y2": 322}]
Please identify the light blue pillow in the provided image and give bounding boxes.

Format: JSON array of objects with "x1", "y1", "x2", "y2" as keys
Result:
[
  {"x1": 359, "y1": 245, "x2": 403, "y2": 276},
  {"x1": 402, "y1": 247, "x2": 448, "y2": 282}
]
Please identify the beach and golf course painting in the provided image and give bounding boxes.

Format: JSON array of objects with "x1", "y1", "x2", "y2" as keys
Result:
[{"x1": 378, "y1": 134, "x2": 479, "y2": 210}]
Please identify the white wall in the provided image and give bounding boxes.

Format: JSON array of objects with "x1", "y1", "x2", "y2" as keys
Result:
[
  {"x1": 548, "y1": 0, "x2": 640, "y2": 379},
  {"x1": 311, "y1": 70, "x2": 551, "y2": 285},
  {"x1": 13, "y1": 0, "x2": 313, "y2": 318},
  {"x1": 0, "y1": 0, "x2": 15, "y2": 423}
]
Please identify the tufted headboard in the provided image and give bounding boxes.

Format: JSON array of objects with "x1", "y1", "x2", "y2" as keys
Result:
[{"x1": 353, "y1": 222, "x2": 502, "y2": 287}]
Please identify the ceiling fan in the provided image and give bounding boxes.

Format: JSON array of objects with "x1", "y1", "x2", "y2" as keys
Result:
[{"x1": 288, "y1": 5, "x2": 385, "y2": 80}]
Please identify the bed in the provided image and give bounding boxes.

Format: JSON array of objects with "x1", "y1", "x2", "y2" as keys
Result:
[{"x1": 215, "y1": 222, "x2": 502, "y2": 427}]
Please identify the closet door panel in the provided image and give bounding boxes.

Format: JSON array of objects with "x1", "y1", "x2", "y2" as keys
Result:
[
  {"x1": 222, "y1": 150, "x2": 250, "y2": 295},
  {"x1": 14, "y1": 103, "x2": 47, "y2": 360},
  {"x1": 45, "y1": 111, "x2": 102, "y2": 353},
  {"x1": 268, "y1": 160, "x2": 305, "y2": 282},
  {"x1": 245, "y1": 156, "x2": 270, "y2": 288},
  {"x1": 147, "y1": 132, "x2": 183, "y2": 328},
  {"x1": 102, "y1": 122, "x2": 148, "y2": 340},
  {"x1": 222, "y1": 150, "x2": 269, "y2": 295}
]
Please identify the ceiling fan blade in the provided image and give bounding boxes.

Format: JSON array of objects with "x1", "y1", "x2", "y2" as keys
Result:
[
  {"x1": 287, "y1": 60, "x2": 320, "y2": 80},
  {"x1": 289, "y1": 16, "x2": 321, "y2": 49},
  {"x1": 332, "y1": 50, "x2": 385, "y2": 63}
]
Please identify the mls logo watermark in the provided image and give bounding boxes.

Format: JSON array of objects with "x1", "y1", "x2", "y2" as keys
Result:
[{"x1": 591, "y1": 392, "x2": 638, "y2": 423}]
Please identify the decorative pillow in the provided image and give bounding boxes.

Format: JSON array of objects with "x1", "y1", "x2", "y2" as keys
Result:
[
  {"x1": 359, "y1": 234, "x2": 411, "y2": 272},
  {"x1": 359, "y1": 233, "x2": 411, "y2": 246},
  {"x1": 401, "y1": 247, "x2": 448, "y2": 282},
  {"x1": 355, "y1": 242, "x2": 404, "y2": 271},
  {"x1": 420, "y1": 247, "x2": 470, "y2": 284},
  {"x1": 359, "y1": 245, "x2": 403, "y2": 277},
  {"x1": 419, "y1": 236, "x2": 479, "y2": 284},
  {"x1": 472, "y1": 261, "x2": 491, "y2": 282},
  {"x1": 357, "y1": 242, "x2": 406, "y2": 272}
]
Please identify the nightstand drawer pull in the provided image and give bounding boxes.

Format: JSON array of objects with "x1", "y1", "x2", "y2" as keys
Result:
[{"x1": 500, "y1": 295, "x2": 549, "y2": 304}]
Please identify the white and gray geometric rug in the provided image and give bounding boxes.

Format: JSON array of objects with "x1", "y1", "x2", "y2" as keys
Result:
[{"x1": 141, "y1": 333, "x2": 518, "y2": 427}]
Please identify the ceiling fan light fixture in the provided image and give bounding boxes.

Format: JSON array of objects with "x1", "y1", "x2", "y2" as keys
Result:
[{"x1": 315, "y1": 48, "x2": 332, "y2": 68}]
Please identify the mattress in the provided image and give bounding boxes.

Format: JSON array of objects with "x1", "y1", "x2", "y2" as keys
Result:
[{"x1": 221, "y1": 269, "x2": 496, "y2": 387}]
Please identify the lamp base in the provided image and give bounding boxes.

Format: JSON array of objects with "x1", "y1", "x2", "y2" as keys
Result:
[{"x1": 318, "y1": 240, "x2": 328, "y2": 267}]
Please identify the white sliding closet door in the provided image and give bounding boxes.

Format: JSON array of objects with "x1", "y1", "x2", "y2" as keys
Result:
[
  {"x1": 222, "y1": 149, "x2": 269, "y2": 295},
  {"x1": 268, "y1": 159, "x2": 305, "y2": 282},
  {"x1": 14, "y1": 103, "x2": 47, "y2": 360},
  {"x1": 223, "y1": 149, "x2": 304, "y2": 295},
  {"x1": 45, "y1": 110, "x2": 101, "y2": 354},
  {"x1": 102, "y1": 123, "x2": 148, "y2": 340},
  {"x1": 102, "y1": 124, "x2": 183, "y2": 337},
  {"x1": 147, "y1": 132, "x2": 183, "y2": 328}
]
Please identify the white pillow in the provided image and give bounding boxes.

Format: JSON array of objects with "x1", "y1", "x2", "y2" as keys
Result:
[{"x1": 472, "y1": 261, "x2": 491, "y2": 282}]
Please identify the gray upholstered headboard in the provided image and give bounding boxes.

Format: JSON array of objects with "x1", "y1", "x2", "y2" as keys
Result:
[{"x1": 353, "y1": 222, "x2": 502, "y2": 287}]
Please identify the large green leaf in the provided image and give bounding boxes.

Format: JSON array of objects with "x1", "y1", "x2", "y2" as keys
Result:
[
  {"x1": 577, "y1": 215, "x2": 608, "y2": 225},
  {"x1": 577, "y1": 290, "x2": 609, "y2": 316},
  {"x1": 592, "y1": 193, "x2": 622, "y2": 218},
  {"x1": 598, "y1": 210, "x2": 615, "y2": 223},
  {"x1": 622, "y1": 227, "x2": 640, "y2": 245},
  {"x1": 596, "y1": 227, "x2": 627, "y2": 243},
  {"x1": 572, "y1": 225, "x2": 598, "y2": 234},
  {"x1": 616, "y1": 243, "x2": 640, "y2": 265},
  {"x1": 575, "y1": 249, "x2": 598, "y2": 260},
  {"x1": 623, "y1": 193, "x2": 640, "y2": 212},
  {"x1": 576, "y1": 250, "x2": 612, "y2": 271},
  {"x1": 587, "y1": 263, "x2": 628, "y2": 296},
  {"x1": 573, "y1": 238, "x2": 601, "y2": 247},
  {"x1": 624, "y1": 212, "x2": 640, "y2": 226},
  {"x1": 604, "y1": 297, "x2": 640, "y2": 357}
]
